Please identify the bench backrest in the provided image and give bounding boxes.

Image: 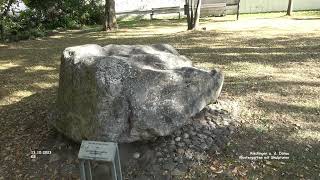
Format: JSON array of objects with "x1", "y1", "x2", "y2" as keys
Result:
[
  {"x1": 226, "y1": 0, "x2": 240, "y2": 6},
  {"x1": 152, "y1": 6, "x2": 180, "y2": 13},
  {"x1": 201, "y1": 3, "x2": 226, "y2": 8},
  {"x1": 202, "y1": 0, "x2": 241, "y2": 7},
  {"x1": 203, "y1": 0, "x2": 227, "y2": 4}
]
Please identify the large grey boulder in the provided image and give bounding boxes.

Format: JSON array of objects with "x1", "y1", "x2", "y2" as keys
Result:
[{"x1": 52, "y1": 44, "x2": 223, "y2": 143}]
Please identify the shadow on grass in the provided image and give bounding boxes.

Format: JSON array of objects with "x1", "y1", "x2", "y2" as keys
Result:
[
  {"x1": 221, "y1": 125, "x2": 320, "y2": 179},
  {"x1": 0, "y1": 17, "x2": 320, "y2": 178},
  {"x1": 255, "y1": 100, "x2": 319, "y2": 122},
  {"x1": 224, "y1": 76, "x2": 320, "y2": 95},
  {"x1": 0, "y1": 87, "x2": 58, "y2": 177},
  {"x1": 223, "y1": 75, "x2": 319, "y2": 123},
  {"x1": 292, "y1": 17, "x2": 320, "y2": 20},
  {"x1": 118, "y1": 18, "x2": 186, "y2": 28},
  {"x1": 179, "y1": 34, "x2": 320, "y2": 66}
]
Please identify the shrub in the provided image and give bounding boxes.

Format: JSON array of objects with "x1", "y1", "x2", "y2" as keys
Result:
[
  {"x1": 1, "y1": 0, "x2": 104, "y2": 42},
  {"x1": 0, "y1": 9, "x2": 47, "y2": 41}
]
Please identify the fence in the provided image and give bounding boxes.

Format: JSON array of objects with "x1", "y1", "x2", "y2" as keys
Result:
[
  {"x1": 115, "y1": 0, "x2": 320, "y2": 14},
  {"x1": 239, "y1": 0, "x2": 320, "y2": 14}
]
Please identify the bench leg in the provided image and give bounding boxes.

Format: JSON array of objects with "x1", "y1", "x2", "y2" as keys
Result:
[
  {"x1": 85, "y1": 160, "x2": 92, "y2": 180},
  {"x1": 237, "y1": 2, "x2": 240, "y2": 20},
  {"x1": 115, "y1": 147, "x2": 123, "y2": 180},
  {"x1": 150, "y1": 14, "x2": 153, "y2": 20},
  {"x1": 111, "y1": 160, "x2": 117, "y2": 180},
  {"x1": 178, "y1": 12, "x2": 181, "y2": 19},
  {"x1": 79, "y1": 160, "x2": 86, "y2": 180}
]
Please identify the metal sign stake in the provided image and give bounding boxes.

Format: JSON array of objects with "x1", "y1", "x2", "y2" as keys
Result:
[{"x1": 78, "y1": 141, "x2": 122, "y2": 180}]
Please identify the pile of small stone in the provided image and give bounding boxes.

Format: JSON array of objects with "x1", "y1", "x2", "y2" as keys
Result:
[{"x1": 124, "y1": 100, "x2": 240, "y2": 179}]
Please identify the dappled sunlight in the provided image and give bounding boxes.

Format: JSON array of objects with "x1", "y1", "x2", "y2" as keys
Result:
[
  {"x1": 291, "y1": 100, "x2": 320, "y2": 111},
  {"x1": 281, "y1": 63, "x2": 320, "y2": 79},
  {"x1": 0, "y1": 62, "x2": 20, "y2": 70},
  {"x1": 0, "y1": 13, "x2": 320, "y2": 178},
  {"x1": 0, "y1": 90, "x2": 35, "y2": 106},
  {"x1": 290, "y1": 129, "x2": 320, "y2": 142},
  {"x1": 32, "y1": 82, "x2": 58, "y2": 89},
  {"x1": 45, "y1": 74, "x2": 59, "y2": 80},
  {"x1": 118, "y1": 26, "x2": 186, "y2": 36},
  {"x1": 49, "y1": 35, "x2": 65, "y2": 39},
  {"x1": 25, "y1": 65, "x2": 56, "y2": 73},
  {"x1": 274, "y1": 73, "x2": 313, "y2": 81},
  {"x1": 227, "y1": 52, "x2": 320, "y2": 56},
  {"x1": 204, "y1": 17, "x2": 320, "y2": 33},
  {"x1": 228, "y1": 61, "x2": 277, "y2": 75},
  {"x1": 7, "y1": 46, "x2": 48, "y2": 50}
]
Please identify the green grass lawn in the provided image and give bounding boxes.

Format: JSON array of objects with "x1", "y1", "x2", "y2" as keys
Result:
[{"x1": 0, "y1": 11, "x2": 320, "y2": 179}]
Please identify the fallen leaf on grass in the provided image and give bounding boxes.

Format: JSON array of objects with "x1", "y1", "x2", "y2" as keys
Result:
[{"x1": 214, "y1": 170, "x2": 224, "y2": 174}]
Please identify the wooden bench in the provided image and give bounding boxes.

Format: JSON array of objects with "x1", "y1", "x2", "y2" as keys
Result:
[
  {"x1": 227, "y1": 0, "x2": 241, "y2": 20},
  {"x1": 150, "y1": 6, "x2": 181, "y2": 20},
  {"x1": 201, "y1": 3, "x2": 227, "y2": 17},
  {"x1": 185, "y1": 0, "x2": 240, "y2": 20}
]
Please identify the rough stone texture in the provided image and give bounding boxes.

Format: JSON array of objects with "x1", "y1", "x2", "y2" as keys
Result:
[
  {"x1": 122, "y1": 100, "x2": 240, "y2": 179},
  {"x1": 51, "y1": 44, "x2": 224, "y2": 142}
]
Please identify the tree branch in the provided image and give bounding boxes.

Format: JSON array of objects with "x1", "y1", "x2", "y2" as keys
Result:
[{"x1": 1, "y1": 0, "x2": 15, "y2": 17}]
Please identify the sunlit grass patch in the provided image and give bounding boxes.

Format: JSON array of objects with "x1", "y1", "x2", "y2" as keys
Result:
[
  {"x1": 32, "y1": 82, "x2": 58, "y2": 89},
  {"x1": 0, "y1": 62, "x2": 20, "y2": 70},
  {"x1": 228, "y1": 61, "x2": 277, "y2": 75},
  {"x1": 49, "y1": 35, "x2": 65, "y2": 39},
  {"x1": 0, "y1": 11, "x2": 319, "y2": 178},
  {"x1": 0, "y1": 90, "x2": 35, "y2": 106},
  {"x1": 290, "y1": 129, "x2": 320, "y2": 142},
  {"x1": 25, "y1": 65, "x2": 56, "y2": 73}
]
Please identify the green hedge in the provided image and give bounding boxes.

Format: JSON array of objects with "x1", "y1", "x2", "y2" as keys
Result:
[{"x1": 0, "y1": 0, "x2": 104, "y2": 42}]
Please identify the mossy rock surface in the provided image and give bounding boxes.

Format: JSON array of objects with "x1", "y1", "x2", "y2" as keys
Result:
[{"x1": 51, "y1": 44, "x2": 224, "y2": 142}]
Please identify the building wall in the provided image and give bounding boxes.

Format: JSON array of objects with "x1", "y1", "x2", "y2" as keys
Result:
[
  {"x1": 115, "y1": 0, "x2": 184, "y2": 12},
  {"x1": 115, "y1": 0, "x2": 320, "y2": 14},
  {"x1": 239, "y1": 0, "x2": 320, "y2": 13},
  {"x1": 234, "y1": 0, "x2": 320, "y2": 13}
]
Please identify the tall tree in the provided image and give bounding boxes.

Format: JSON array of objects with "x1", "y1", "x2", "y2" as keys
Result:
[
  {"x1": 0, "y1": 0, "x2": 16, "y2": 40},
  {"x1": 185, "y1": 0, "x2": 201, "y2": 30},
  {"x1": 103, "y1": 0, "x2": 117, "y2": 31},
  {"x1": 287, "y1": 0, "x2": 293, "y2": 16}
]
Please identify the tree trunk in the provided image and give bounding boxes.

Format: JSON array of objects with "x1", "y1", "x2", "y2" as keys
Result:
[
  {"x1": 186, "y1": 2, "x2": 192, "y2": 30},
  {"x1": 287, "y1": 0, "x2": 293, "y2": 16},
  {"x1": 193, "y1": 0, "x2": 201, "y2": 29},
  {"x1": 103, "y1": 0, "x2": 117, "y2": 31},
  {"x1": 0, "y1": 21, "x2": 4, "y2": 41},
  {"x1": 186, "y1": 0, "x2": 201, "y2": 30},
  {"x1": 236, "y1": 0, "x2": 241, "y2": 20}
]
